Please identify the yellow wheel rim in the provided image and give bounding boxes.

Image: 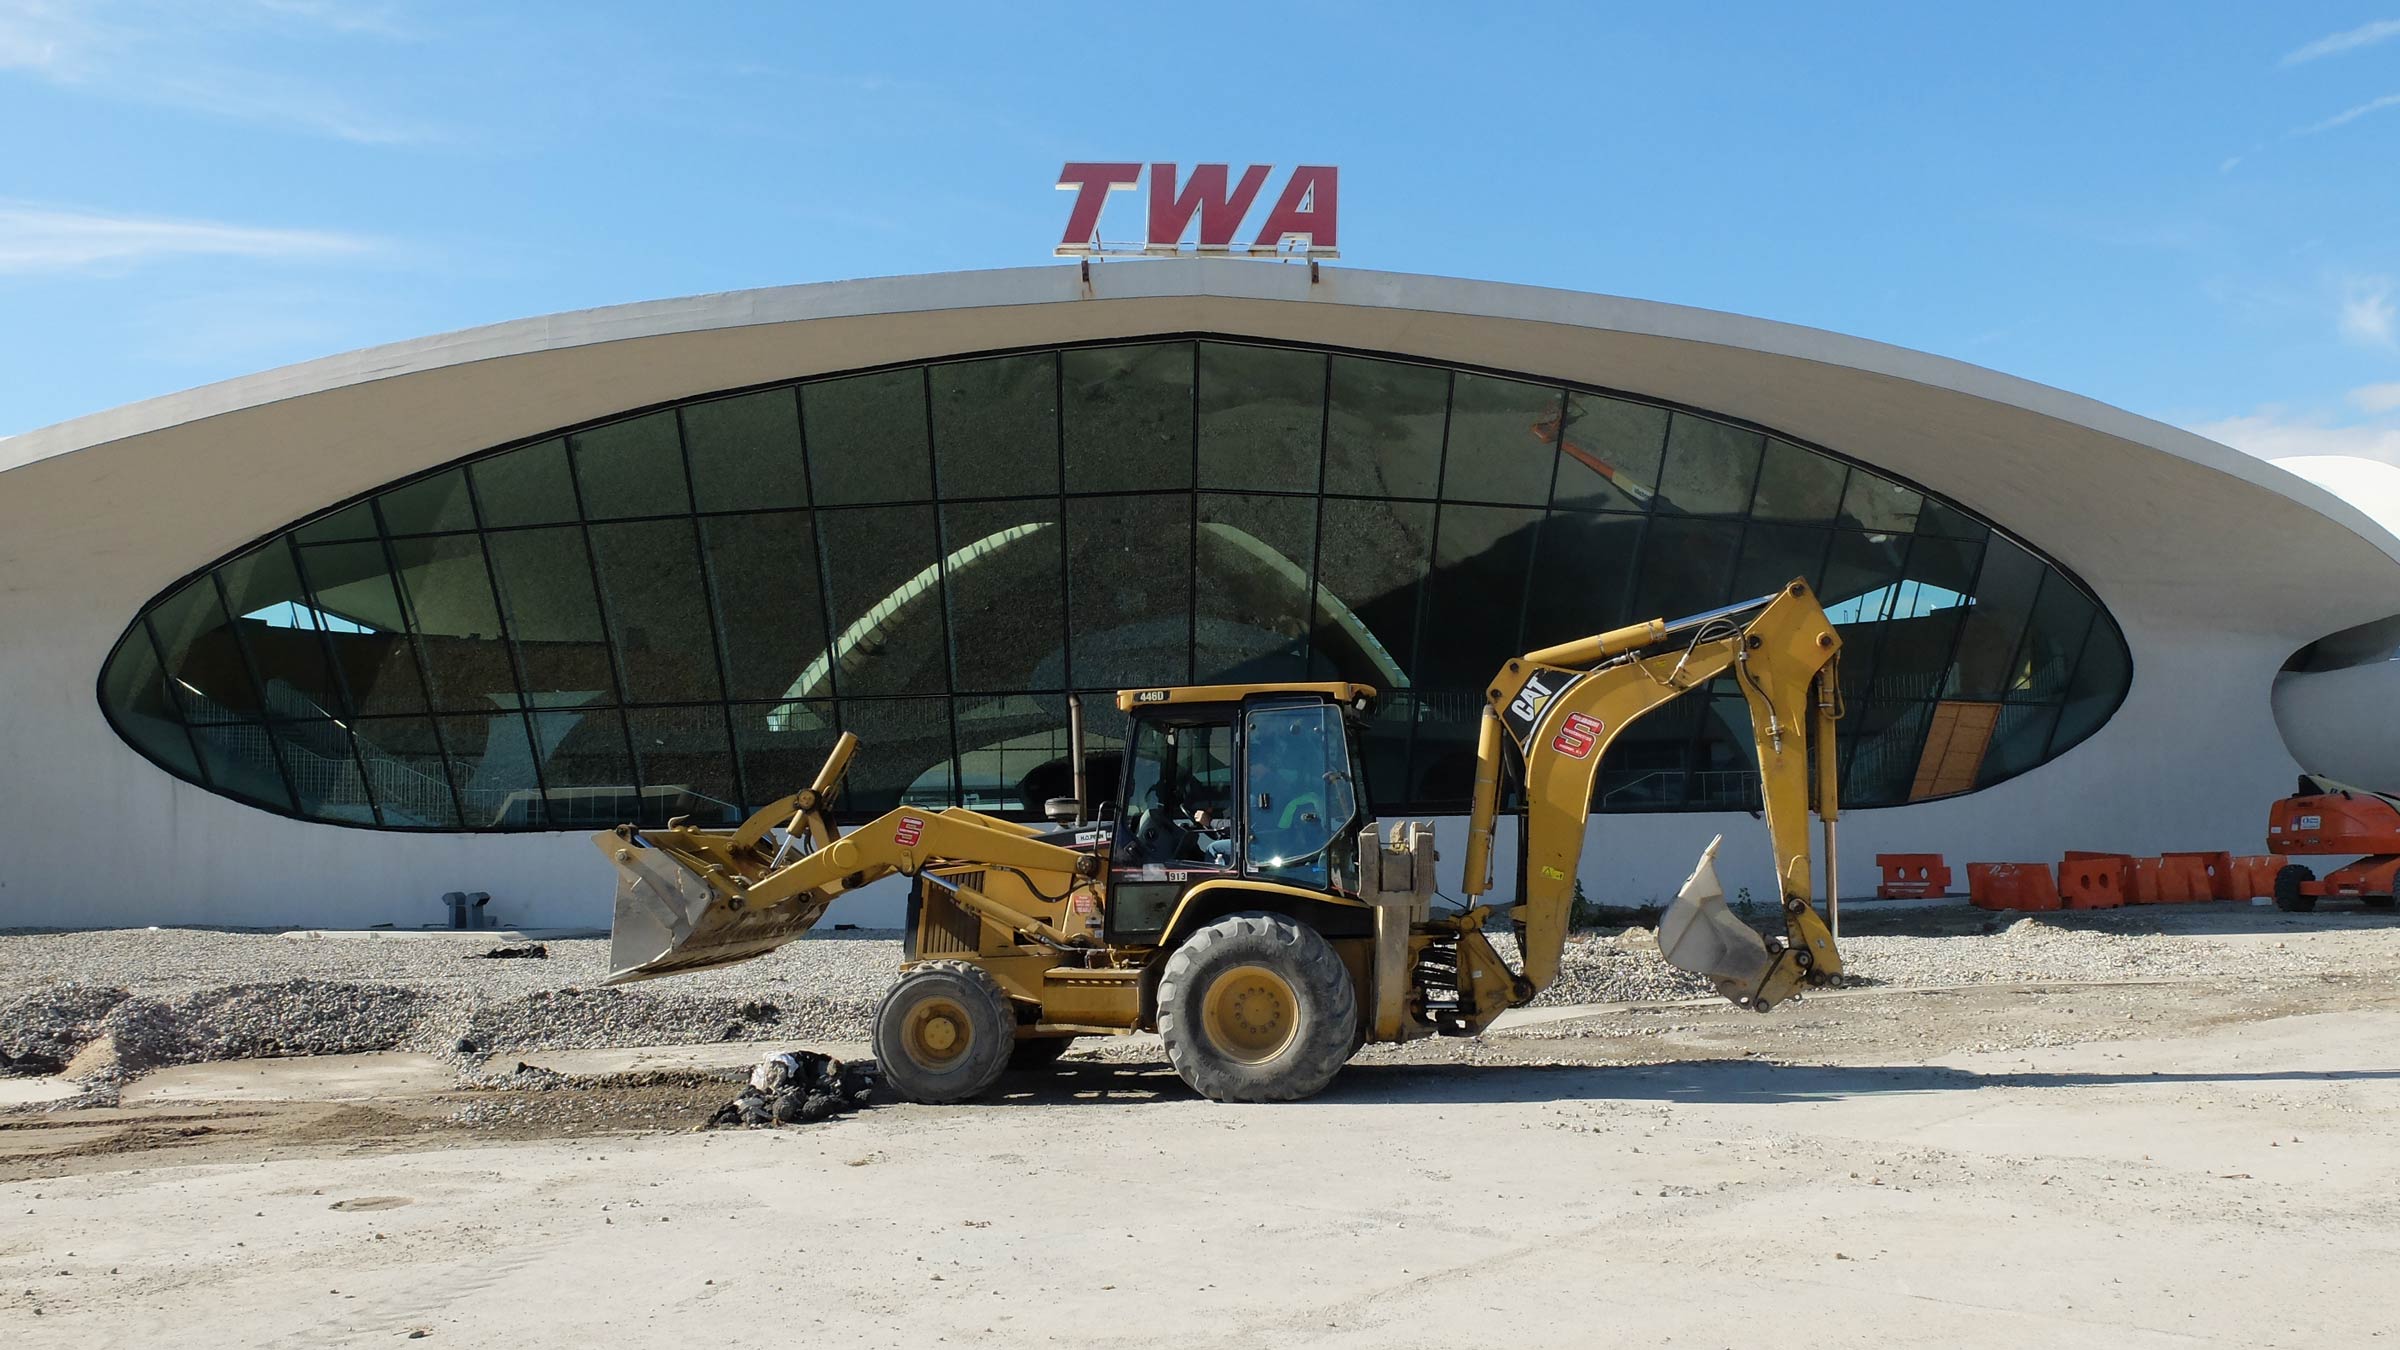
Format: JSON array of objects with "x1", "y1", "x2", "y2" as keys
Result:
[
  {"x1": 900, "y1": 996, "x2": 972, "y2": 1069},
  {"x1": 1199, "y1": 964, "x2": 1299, "y2": 1064}
]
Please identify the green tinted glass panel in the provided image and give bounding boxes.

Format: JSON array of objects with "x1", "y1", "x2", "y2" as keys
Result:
[
  {"x1": 943, "y1": 499, "x2": 1065, "y2": 693},
  {"x1": 590, "y1": 518, "x2": 723, "y2": 705},
  {"x1": 572, "y1": 412, "x2": 689, "y2": 520},
  {"x1": 625, "y1": 705, "x2": 740, "y2": 827},
  {"x1": 1325, "y1": 356, "x2": 1445, "y2": 498},
  {"x1": 685, "y1": 389, "x2": 806, "y2": 513},
  {"x1": 1063, "y1": 344, "x2": 1193, "y2": 493},
  {"x1": 1840, "y1": 470, "x2": 1922, "y2": 533},
  {"x1": 1065, "y1": 493, "x2": 1191, "y2": 688},
  {"x1": 101, "y1": 629, "x2": 201, "y2": 780},
  {"x1": 1657, "y1": 415, "x2": 1764, "y2": 516},
  {"x1": 1198, "y1": 343, "x2": 1323, "y2": 493},
  {"x1": 1750, "y1": 439, "x2": 1847, "y2": 522},
  {"x1": 1443, "y1": 373, "x2": 1560, "y2": 505},
  {"x1": 1312, "y1": 497, "x2": 1433, "y2": 686},
  {"x1": 378, "y1": 468, "x2": 477, "y2": 535},
  {"x1": 701, "y1": 513, "x2": 829, "y2": 701},
  {"x1": 471, "y1": 439, "x2": 579, "y2": 527},
  {"x1": 1549, "y1": 394, "x2": 1666, "y2": 512},
  {"x1": 804, "y1": 369, "x2": 932, "y2": 506},
  {"x1": 387, "y1": 535, "x2": 514, "y2": 714},
  {"x1": 818, "y1": 504, "x2": 946, "y2": 696},
  {"x1": 931, "y1": 354, "x2": 1058, "y2": 499},
  {"x1": 1196, "y1": 493, "x2": 1316, "y2": 682},
  {"x1": 484, "y1": 527, "x2": 615, "y2": 704},
  {"x1": 151, "y1": 574, "x2": 256, "y2": 722}
]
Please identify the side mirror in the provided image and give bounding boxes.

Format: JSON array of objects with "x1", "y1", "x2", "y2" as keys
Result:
[{"x1": 1043, "y1": 797, "x2": 1080, "y2": 824}]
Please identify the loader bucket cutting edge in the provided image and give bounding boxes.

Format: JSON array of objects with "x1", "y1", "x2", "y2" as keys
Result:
[
  {"x1": 1657, "y1": 834, "x2": 1777, "y2": 1005},
  {"x1": 596, "y1": 831, "x2": 833, "y2": 984}
]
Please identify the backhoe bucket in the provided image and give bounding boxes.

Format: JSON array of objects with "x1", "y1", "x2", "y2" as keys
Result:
[
  {"x1": 1657, "y1": 835, "x2": 1777, "y2": 1004},
  {"x1": 597, "y1": 831, "x2": 835, "y2": 985}
]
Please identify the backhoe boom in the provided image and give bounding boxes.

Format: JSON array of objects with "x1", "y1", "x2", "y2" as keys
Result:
[{"x1": 1466, "y1": 580, "x2": 1845, "y2": 1007}]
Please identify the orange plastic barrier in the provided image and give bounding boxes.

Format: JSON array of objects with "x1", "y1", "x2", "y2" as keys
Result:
[
  {"x1": 2057, "y1": 854, "x2": 2130, "y2": 909},
  {"x1": 1967, "y1": 862, "x2": 2062, "y2": 911},
  {"x1": 2229, "y1": 854, "x2": 2289, "y2": 900},
  {"x1": 1875, "y1": 853, "x2": 1953, "y2": 899},
  {"x1": 2127, "y1": 857, "x2": 2164, "y2": 904},
  {"x1": 2159, "y1": 851, "x2": 2236, "y2": 903}
]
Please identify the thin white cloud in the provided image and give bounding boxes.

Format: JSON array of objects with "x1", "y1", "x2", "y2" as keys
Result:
[
  {"x1": 2352, "y1": 383, "x2": 2400, "y2": 414},
  {"x1": 0, "y1": 0, "x2": 435, "y2": 144},
  {"x1": 2282, "y1": 18, "x2": 2400, "y2": 66},
  {"x1": 2340, "y1": 278, "x2": 2397, "y2": 346},
  {"x1": 2296, "y1": 91, "x2": 2400, "y2": 136},
  {"x1": 0, "y1": 203, "x2": 374, "y2": 274},
  {"x1": 2194, "y1": 410, "x2": 2400, "y2": 468}
]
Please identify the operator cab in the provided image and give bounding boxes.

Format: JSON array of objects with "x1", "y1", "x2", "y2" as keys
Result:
[{"x1": 1103, "y1": 683, "x2": 1375, "y2": 941}]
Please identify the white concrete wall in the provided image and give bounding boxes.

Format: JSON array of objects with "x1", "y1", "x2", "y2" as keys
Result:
[{"x1": 2272, "y1": 661, "x2": 2400, "y2": 796}]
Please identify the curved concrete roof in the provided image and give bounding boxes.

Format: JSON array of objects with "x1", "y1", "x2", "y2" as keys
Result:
[{"x1": 4, "y1": 260, "x2": 2397, "y2": 649}]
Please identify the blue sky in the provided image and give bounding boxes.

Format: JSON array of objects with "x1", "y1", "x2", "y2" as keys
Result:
[{"x1": 6, "y1": 2, "x2": 2400, "y2": 466}]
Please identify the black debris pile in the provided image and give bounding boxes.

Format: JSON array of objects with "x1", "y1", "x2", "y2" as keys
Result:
[
  {"x1": 1, "y1": 1046, "x2": 66, "y2": 1078},
  {"x1": 473, "y1": 944, "x2": 549, "y2": 960},
  {"x1": 708, "y1": 1049, "x2": 876, "y2": 1128}
]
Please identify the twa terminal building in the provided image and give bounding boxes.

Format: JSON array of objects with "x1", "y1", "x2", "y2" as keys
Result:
[{"x1": 4, "y1": 261, "x2": 2397, "y2": 930}]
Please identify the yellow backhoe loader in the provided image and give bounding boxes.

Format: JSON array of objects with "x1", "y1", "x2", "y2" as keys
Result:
[{"x1": 596, "y1": 580, "x2": 1847, "y2": 1103}]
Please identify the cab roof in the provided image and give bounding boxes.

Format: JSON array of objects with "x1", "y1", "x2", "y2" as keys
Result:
[{"x1": 1114, "y1": 682, "x2": 1378, "y2": 713}]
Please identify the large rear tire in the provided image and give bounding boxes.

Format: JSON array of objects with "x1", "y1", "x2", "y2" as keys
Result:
[
  {"x1": 2364, "y1": 894, "x2": 2396, "y2": 911},
  {"x1": 1155, "y1": 912, "x2": 1356, "y2": 1103},
  {"x1": 871, "y1": 960, "x2": 1015, "y2": 1103},
  {"x1": 2273, "y1": 864, "x2": 2318, "y2": 914}
]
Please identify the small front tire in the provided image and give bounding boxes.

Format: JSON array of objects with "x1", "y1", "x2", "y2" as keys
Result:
[
  {"x1": 871, "y1": 960, "x2": 1016, "y2": 1104},
  {"x1": 2273, "y1": 864, "x2": 2318, "y2": 914}
]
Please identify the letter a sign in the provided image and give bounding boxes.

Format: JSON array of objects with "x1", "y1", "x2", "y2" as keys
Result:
[{"x1": 1055, "y1": 163, "x2": 1339, "y2": 259}]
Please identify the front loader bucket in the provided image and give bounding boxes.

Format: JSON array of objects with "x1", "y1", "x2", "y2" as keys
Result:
[
  {"x1": 597, "y1": 831, "x2": 835, "y2": 985},
  {"x1": 1657, "y1": 835, "x2": 1777, "y2": 1005}
]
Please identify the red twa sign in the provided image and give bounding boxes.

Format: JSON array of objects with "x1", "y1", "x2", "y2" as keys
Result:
[{"x1": 1056, "y1": 163, "x2": 1339, "y2": 259}]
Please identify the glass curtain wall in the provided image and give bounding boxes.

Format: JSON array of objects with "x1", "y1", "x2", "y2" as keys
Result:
[{"x1": 99, "y1": 339, "x2": 2131, "y2": 830}]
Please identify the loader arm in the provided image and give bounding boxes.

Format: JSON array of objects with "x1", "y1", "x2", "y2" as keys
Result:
[
  {"x1": 596, "y1": 731, "x2": 1098, "y2": 984},
  {"x1": 1461, "y1": 580, "x2": 1845, "y2": 1008}
]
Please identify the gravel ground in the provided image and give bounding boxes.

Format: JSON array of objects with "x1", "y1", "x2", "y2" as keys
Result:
[{"x1": 4, "y1": 904, "x2": 2396, "y2": 1096}]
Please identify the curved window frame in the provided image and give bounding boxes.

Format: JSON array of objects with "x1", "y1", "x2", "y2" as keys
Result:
[{"x1": 97, "y1": 335, "x2": 2133, "y2": 832}]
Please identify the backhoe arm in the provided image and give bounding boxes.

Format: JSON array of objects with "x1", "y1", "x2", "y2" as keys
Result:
[{"x1": 1462, "y1": 580, "x2": 1845, "y2": 1008}]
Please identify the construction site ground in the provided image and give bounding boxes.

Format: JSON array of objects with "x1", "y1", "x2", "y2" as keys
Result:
[{"x1": 4, "y1": 902, "x2": 2398, "y2": 1348}]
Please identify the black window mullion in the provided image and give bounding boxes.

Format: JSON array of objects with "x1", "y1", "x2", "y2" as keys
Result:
[
  {"x1": 921, "y1": 365, "x2": 962, "y2": 808},
  {"x1": 671, "y1": 404, "x2": 754, "y2": 815},
  {"x1": 212, "y1": 567, "x2": 316, "y2": 818},
  {"x1": 1185, "y1": 340, "x2": 1200, "y2": 684},
  {"x1": 273, "y1": 535, "x2": 387, "y2": 825},
  {"x1": 561, "y1": 438, "x2": 637, "y2": 826},
  {"x1": 458, "y1": 456, "x2": 560, "y2": 828},
  {"x1": 1832, "y1": 530, "x2": 1911, "y2": 788},
  {"x1": 138, "y1": 612, "x2": 211, "y2": 793},
  {"x1": 1052, "y1": 350, "x2": 1075, "y2": 699},
  {"x1": 1305, "y1": 351, "x2": 1333, "y2": 682},
  {"x1": 1896, "y1": 530, "x2": 1998, "y2": 803},
  {"x1": 368, "y1": 500, "x2": 473, "y2": 828},
  {"x1": 1511, "y1": 388, "x2": 1569, "y2": 658},
  {"x1": 2039, "y1": 604, "x2": 2106, "y2": 759},
  {"x1": 1400, "y1": 368, "x2": 1460, "y2": 799},
  {"x1": 791, "y1": 380, "x2": 846, "y2": 712}
]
